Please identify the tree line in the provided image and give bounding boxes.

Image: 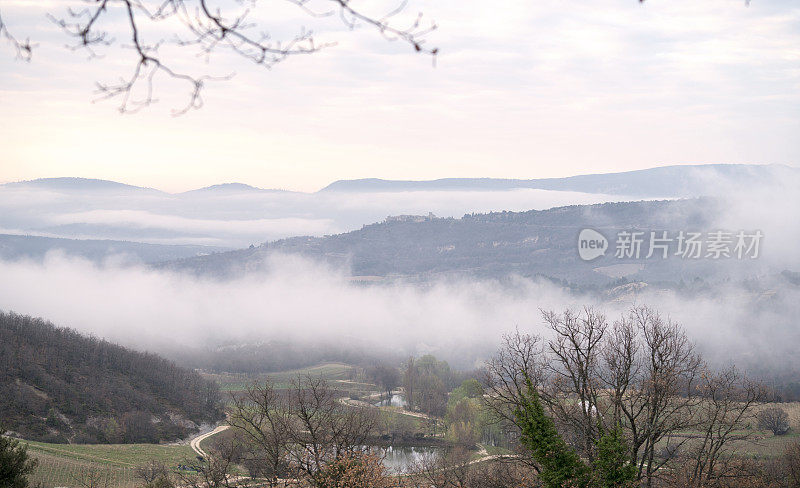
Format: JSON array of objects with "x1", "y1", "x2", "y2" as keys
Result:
[{"x1": 0, "y1": 311, "x2": 224, "y2": 443}]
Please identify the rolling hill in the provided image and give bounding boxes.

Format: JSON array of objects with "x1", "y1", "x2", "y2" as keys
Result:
[
  {"x1": 320, "y1": 164, "x2": 799, "y2": 197},
  {"x1": 0, "y1": 312, "x2": 224, "y2": 444},
  {"x1": 156, "y1": 198, "x2": 768, "y2": 286}
]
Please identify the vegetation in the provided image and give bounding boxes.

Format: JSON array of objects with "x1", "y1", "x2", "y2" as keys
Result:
[
  {"x1": 163, "y1": 199, "x2": 732, "y2": 286},
  {"x1": 0, "y1": 312, "x2": 224, "y2": 443},
  {"x1": 514, "y1": 377, "x2": 591, "y2": 488},
  {"x1": 226, "y1": 374, "x2": 379, "y2": 486},
  {"x1": 758, "y1": 407, "x2": 791, "y2": 436},
  {"x1": 480, "y1": 306, "x2": 778, "y2": 488},
  {"x1": 0, "y1": 431, "x2": 38, "y2": 488},
  {"x1": 403, "y1": 355, "x2": 471, "y2": 418}
]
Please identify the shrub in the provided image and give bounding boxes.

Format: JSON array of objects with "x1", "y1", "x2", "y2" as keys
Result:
[{"x1": 758, "y1": 407, "x2": 790, "y2": 436}]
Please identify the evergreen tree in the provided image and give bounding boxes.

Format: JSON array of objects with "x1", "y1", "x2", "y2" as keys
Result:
[
  {"x1": 514, "y1": 376, "x2": 590, "y2": 488},
  {"x1": 0, "y1": 430, "x2": 38, "y2": 488},
  {"x1": 593, "y1": 423, "x2": 637, "y2": 488}
]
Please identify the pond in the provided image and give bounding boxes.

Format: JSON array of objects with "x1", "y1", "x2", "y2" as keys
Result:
[
  {"x1": 373, "y1": 393, "x2": 407, "y2": 407},
  {"x1": 372, "y1": 445, "x2": 444, "y2": 474}
]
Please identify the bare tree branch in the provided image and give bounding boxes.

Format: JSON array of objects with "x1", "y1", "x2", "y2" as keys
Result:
[{"x1": 0, "y1": 0, "x2": 438, "y2": 114}]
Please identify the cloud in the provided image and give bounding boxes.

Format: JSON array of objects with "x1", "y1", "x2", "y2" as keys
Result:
[
  {"x1": 0, "y1": 252, "x2": 796, "y2": 372},
  {"x1": 0, "y1": 185, "x2": 637, "y2": 247}
]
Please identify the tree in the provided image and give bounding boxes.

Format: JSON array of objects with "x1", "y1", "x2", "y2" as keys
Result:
[
  {"x1": 673, "y1": 367, "x2": 766, "y2": 487},
  {"x1": 135, "y1": 460, "x2": 174, "y2": 488},
  {"x1": 758, "y1": 407, "x2": 790, "y2": 436},
  {"x1": 600, "y1": 306, "x2": 704, "y2": 487},
  {"x1": 446, "y1": 398, "x2": 478, "y2": 446},
  {"x1": 542, "y1": 307, "x2": 608, "y2": 463},
  {"x1": 403, "y1": 357, "x2": 418, "y2": 408},
  {"x1": 315, "y1": 451, "x2": 392, "y2": 488},
  {"x1": 365, "y1": 364, "x2": 400, "y2": 400},
  {"x1": 514, "y1": 375, "x2": 590, "y2": 488},
  {"x1": 226, "y1": 374, "x2": 381, "y2": 486},
  {"x1": 483, "y1": 306, "x2": 710, "y2": 487},
  {"x1": 175, "y1": 438, "x2": 246, "y2": 488},
  {"x1": 228, "y1": 379, "x2": 292, "y2": 484},
  {"x1": 287, "y1": 374, "x2": 378, "y2": 483},
  {"x1": 0, "y1": 0, "x2": 437, "y2": 113},
  {"x1": 0, "y1": 431, "x2": 38, "y2": 488},
  {"x1": 592, "y1": 424, "x2": 636, "y2": 488}
]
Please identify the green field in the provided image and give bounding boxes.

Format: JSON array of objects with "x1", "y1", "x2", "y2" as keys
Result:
[
  {"x1": 203, "y1": 362, "x2": 378, "y2": 393},
  {"x1": 23, "y1": 441, "x2": 195, "y2": 488}
]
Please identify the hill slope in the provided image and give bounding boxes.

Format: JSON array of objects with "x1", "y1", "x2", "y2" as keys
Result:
[
  {"x1": 0, "y1": 234, "x2": 230, "y2": 264},
  {"x1": 158, "y1": 198, "x2": 768, "y2": 286},
  {"x1": 320, "y1": 163, "x2": 798, "y2": 197},
  {"x1": 0, "y1": 312, "x2": 224, "y2": 443}
]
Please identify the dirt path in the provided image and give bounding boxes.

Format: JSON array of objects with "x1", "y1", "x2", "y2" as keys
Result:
[{"x1": 189, "y1": 425, "x2": 229, "y2": 458}]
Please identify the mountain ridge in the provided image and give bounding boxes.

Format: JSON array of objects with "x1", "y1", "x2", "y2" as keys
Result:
[
  {"x1": 319, "y1": 163, "x2": 798, "y2": 196},
  {"x1": 5, "y1": 163, "x2": 796, "y2": 196}
]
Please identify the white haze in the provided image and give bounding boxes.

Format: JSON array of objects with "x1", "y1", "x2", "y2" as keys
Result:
[
  {"x1": 0, "y1": 171, "x2": 797, "y2": 371},
  {"x1": 0, "y1": 252, "x2": 797, "y2": 372},
  {"x1": 0, "y1": 186, "x2": 636, "y2": 247}
]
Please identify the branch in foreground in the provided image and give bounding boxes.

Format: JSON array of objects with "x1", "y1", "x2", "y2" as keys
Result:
[{"x1": 42, "y1": 0, "x2": 438, "y2": 114}]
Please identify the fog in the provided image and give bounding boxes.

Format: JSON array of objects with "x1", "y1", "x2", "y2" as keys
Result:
[
  {"x1": 1, "y1": 169, "x2": 798, "y2": 372},
  {"x1": 1, "y1": 251, "x2": 797, "y2": 372},
  {"x1": 0, "y1": 185, "x2": 634, "y2": 247}
]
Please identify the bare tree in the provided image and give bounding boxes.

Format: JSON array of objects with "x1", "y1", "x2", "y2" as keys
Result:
[
  {"x1": 176, "y1": 437, "x2": 251, "y2": 488},
  {"x1": 315, "y1": 451, "x2": 393, "y2": 488},
  {"x1": 484, "y1": 306, "x2": 706, "y2": 487},
  {"x1": 410, "y1": 447, "x2": 473, "y2": 488},
  {"x1": 228, "y1": 379, "x2": 293, "y2": 485},
  {"x1": 286, "y1": 374, "x2": 378, "y2": 483},
  {"x1": 482, "y1": 327, "x2": 546, "y2": 426},
  {"x1": 541, "y1": 307, "x2": 607, "y2": 461},
  {"x1": 757, "y1": 406, "x2": 790, "y2": 436},
  {"x1": 0, "y1": 9, "x2": 32, "y2": 61},
  {"x1": 481, "y1": 328, "x2": 547, "y2": 471},
  {"x1": 135, "y1": 460, "x2": 173, "y2": 487},
  {"x1": 0, "y1": 0, "x2": 437, "y2": 114},
  {"x1": 71, "y1": 466, "x2": 114, "y2": 488},
  {"x1": 676, "y1": 367, "x2": 766, "y2": 487},
  {"x1": 601, "y1": 306, "x2": 704, "y2": 487},
  {"x1": 410, "y1": 449, "x2": 535, "y2": 488}
]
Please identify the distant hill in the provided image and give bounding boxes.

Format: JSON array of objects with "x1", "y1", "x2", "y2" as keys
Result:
[
  {"x1": 1, "y1": 178, "x2": 286, "y2": 195},
  {"x1": 2, "y1": 177, "x2": 164, "y2": 194},
  {"x1": 0, "y1": 234, "x2": 230, "y2": 264},
  {"x1": 180, "y1": 183, "x2": 290, "y2": 195},
  {"x1": 3, "y1": 164, "x2": 795, "y2": 249},
  {"x1": 321, "y1": 164, "x2": 798, "y2": 197},
  {"x1": 0, "y1": 312, "x2": 224, "y2": 443},
  {"x1": 157, "y1": 198, "x2": 766, "y2": 286}
]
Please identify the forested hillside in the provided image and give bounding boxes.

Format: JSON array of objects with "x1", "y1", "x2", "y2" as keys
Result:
[
  {"x1": 0, "y1": 312, "x2": 224, "y2": 443},
  {"x1": 158, "y1": 198, "x2": 764, "y2": 286}
]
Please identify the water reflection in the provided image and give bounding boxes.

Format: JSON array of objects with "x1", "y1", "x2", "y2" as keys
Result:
[
  {"x1": 373, "y1": 445, "x2": 443, "y2": 474},
  {"x1": 373, "y1": 393, "x2": 407, "y2": 407}
]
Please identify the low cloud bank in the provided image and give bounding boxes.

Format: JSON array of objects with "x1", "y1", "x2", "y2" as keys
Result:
[
  {"x1": 0, "y1": 186, "x2": 637, "y2": 247},
  {"x1": 0, "y1": 253, "x2": 797, "y2": 372}
]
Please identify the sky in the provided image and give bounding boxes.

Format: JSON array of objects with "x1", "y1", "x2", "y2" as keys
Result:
[{"x1": 0, "y1": 0, "x2": 798, "y2": 192}]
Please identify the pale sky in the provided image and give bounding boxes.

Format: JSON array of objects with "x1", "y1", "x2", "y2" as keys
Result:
[{"x1": 0, "y1": 0, "x2": 798, "y2": 192}]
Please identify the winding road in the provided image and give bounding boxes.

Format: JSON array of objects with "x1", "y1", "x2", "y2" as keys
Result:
[{"x1": 189, "y1": 425, "x2": 230, "y2": 458}]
